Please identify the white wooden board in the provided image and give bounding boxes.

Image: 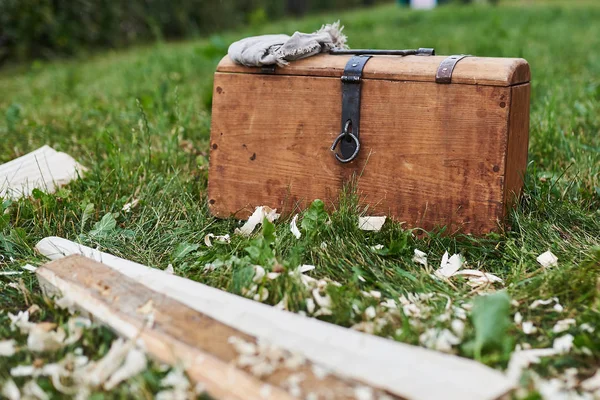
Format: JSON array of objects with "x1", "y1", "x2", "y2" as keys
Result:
[{"x1": 36, "y1": 236, "x2": 513, "y2": 400}]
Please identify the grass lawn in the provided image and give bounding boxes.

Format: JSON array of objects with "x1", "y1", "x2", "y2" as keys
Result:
[{"x1": 1, "y1": 0, "x2": 599, "y2": 398}]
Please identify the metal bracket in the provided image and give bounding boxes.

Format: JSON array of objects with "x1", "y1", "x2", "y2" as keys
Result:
[
  {"x1": 435, "y1": 55, "x2": 470, "y2": 84},
  {"x1": 260, "y1": 65, "x2": 276, "y2": 74},
  {"x1": 330, "y1": 48, "x2": 435, "y2": 56},
  {"x1": 330, "y1": 55, "x2": 372, "y2": 163}
]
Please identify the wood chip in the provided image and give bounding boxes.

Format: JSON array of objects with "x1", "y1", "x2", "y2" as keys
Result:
[
  {"x1": 290, "y1": 214, "x2": 301, "y2": 239},
  {"x1": 0, "y1": 145, "x2": 86, "y2": 199},
  {"x1": 536, "y1": 250, "x2": 558, "y2": 268},
  {"x1": 0, "y1": 339, "x2": 17, "y2": 357},
  {"x1": 358, "y1": 216, "x2": 387, "y2": 232},
  {"x1": 234, "y1": 206, "x2": 280, "y2": 236},
  {"x1": 435, "y1": 252, "x2": 463, "y2": 278},
  {"x1": 412, "y1": 249, "x2": 428, "y2": 267},
  {"x1": 581, "y1": 370, "x2": 600, "y2": 392}
]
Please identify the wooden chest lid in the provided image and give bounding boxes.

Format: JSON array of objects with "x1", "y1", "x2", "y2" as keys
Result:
[{"x1": 216, "y1": 54, "x2": 530, "y2": 87}]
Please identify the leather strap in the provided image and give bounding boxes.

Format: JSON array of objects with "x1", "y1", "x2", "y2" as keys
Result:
[
  {"x1": 435, "y1": 55, "x2": 470, "y2": 84},
  {"x1": 338, "y1": 55, "x2": 372, "y2": 160}
]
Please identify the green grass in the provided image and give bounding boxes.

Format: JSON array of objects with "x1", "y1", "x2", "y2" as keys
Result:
[{"x1": 1, "y1": 0, "x2": 599, "y2": 398}]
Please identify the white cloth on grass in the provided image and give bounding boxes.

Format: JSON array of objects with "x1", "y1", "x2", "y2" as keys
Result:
[{"x1": 228, "y1": 21, "x2": 348, "y2": 67}]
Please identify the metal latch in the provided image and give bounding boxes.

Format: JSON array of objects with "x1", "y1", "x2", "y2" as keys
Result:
[
  {"x1": 330, "y1": 55, "x2": 372, "y2": 163},
  {"x1": 330, "y1": 48, "x2": 435, "y2": 163}
]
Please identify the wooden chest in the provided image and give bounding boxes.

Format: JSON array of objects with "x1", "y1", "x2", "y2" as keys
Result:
[{"x1": 208, "y1": 52, "x2": 530, "y2": 234}]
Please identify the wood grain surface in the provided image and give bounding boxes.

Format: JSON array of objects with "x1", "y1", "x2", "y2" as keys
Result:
[
  {"x1": 504, "y1": 83, "x2": 531, "y2": 210},
  {"x1": 208, "y1": 72, "x2": 517, "y2": 233},
  {"x1": 216, "y1": 54, "x2": 530, "y2": 87},
  {"x1": 37, "y1": 255, "x2": 393, "y2": 400}
]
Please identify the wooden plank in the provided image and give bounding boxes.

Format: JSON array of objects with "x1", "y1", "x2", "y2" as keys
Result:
[
  {"x1": 503, "y1": 83, "x2": 530, "y2": 211},
  {"x1": 0, "y1": 145, "x2": 86, "y2": 199},
  {"x1": 37, "y1": 256, "x2": 379, "y2": 400},
  {"x1": 208, "y1": 73, "x2": 512, "y2": 233},
  {"x1": 216, "y1": 54, "x2": 530, "y2": 87},
  {"x1": 36, "y1": 236, "x2": 514, "y2": 400}
]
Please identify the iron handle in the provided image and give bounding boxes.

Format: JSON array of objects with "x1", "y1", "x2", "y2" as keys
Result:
[{"x1": 329, "y1": 48, "x2": 435, "y2": 56}]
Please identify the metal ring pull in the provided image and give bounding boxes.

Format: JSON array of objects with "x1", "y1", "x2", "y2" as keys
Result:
[{"x1": 331, "y1": 120, "x2": 361, "y2": 163}]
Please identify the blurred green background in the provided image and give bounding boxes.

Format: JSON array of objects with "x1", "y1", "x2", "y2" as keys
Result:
[
  {"x1": 0, "y1": 0, "x2": 383, "y2": 64},
  {"x1": 0, "y1": 0, "x2": 496, "y2": 65}
]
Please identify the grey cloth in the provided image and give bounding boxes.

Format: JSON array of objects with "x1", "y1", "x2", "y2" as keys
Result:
[{"x1": 228, "y1": 21, "x2": 348, "y2": 67}]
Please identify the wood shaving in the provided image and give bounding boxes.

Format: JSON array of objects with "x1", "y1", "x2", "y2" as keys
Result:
[
  {"x1": 552, "y1": 318, "x2": 576, "y2": 333},
  {"x1": 419, "y1": 328, "x2": 460, "y2": 353},
  {"x1": 358, "y1": 216, "x2": 386, "y2": 231},
  {"x1": 235, "y1": 206, "x2": 280, "y2": 236},
  {"x1": 27, "y1": 326, "x2": 67, "y2": 352},
  {"x1": 580, "y1": 323, "x2": 595, "y2": 333},
  {"x1": 228, "y1": 336, "x2": 258, "y2": 356},
  {"x1": 156, "y1": 368, "x2": 193, "y2": 400},
  {"x1": 553, "y1": 303, "x2": 564, "y2": 312},
  {"x1": 514, "y1": 312, "x2": 523, "y2": 325},
  {"x1": 204, "y1": 233, "x2": 231, "y2": 247},
  {"x1": 259, "y1": 384, "x2": 272, "y2": 399},
  {"x1": 306, "y1": 298, "x2": 316, "y2": 314},
  {"x1": 55, "y1": 295, "x2": 76, "y2": 313},
  {"x1": 1, "y1": 379, "x2": 20, "y2": 400},
  {"x1": 290, "y1": 214, "x2": 301, "y2": 239},
  {"x1": 312, "y1": 289, "x2": 332, "y2": 308},
  {"x1": 228, "y1": 336, "x2": 306, "y2": 378},
  {"x1": 453, "y1": 269, "x2": 504, "y2": 287},
  {"x1": 283, "y1": 373, "x2": 305, "y2": 397},
  {"x1": 103, "y1": 348, "x2": 147, "y2": 390},
  {"x1": 137, "y1": 300, "x2": 154, "y2": 315},
  {"x1": 536, "y1": 250, "x2": 558, "y2": 268},
  {"x1": 553, "y1": 334, "x2": 574, "y2": 353},
  {"x1": 506, "y1": 348, "x2": 559, "y2": 383},
  {"x1": 64, "y1": 317, "x2": 91, "y2": 346},
  {"x1": 451, "y1": 319, "x2": 465, "y2": 338},
  {"x1": 298, "y1": 264, "x2": 315, "y2": 273},
  {"x1": 266, "y1": 272, "x2": 280, "y2": 280},
  {"x1": 122, "y1": 199, "x2": 139, "y2": 212},
  {"x1": 311, "y1": 364, "x2": 330, "y2": 380},
  {"x1": 22, "y1": 380, "x2": 49, "y2": 400},
  {"x1": 581, "y1": 370, "x2": 600, "y2": 392},
  {"x1": 253, "y1": 287, "x2": 269, "y2": 302},
  {"x1": 435, "y1": 252, "x2": 463, "y2": 278},
  {"x1": 351, "y1": 321, "x2": 376, "y2": 334},
  {"x1": 529, "y1": 297, "x2": 559, "y2": 309},
  {"x1": 380, "y1": 299, "x2": 397, "y2": 309},
  {"x1": 522, "y1": 321, "x2": 537, "y2": 335},
  {"x1": 313, "y1": 307, "x2": 333, "y2": 317},
  {"x1": 364, "y1": 306, "x2": 377, "y2": 320},
  {"x1": 274, "y1": 294, "x2": 289, "y2": 310},
  {"x1": 354, "y1": 385, "x2": 374, "y2": 400},
  {"x1": 412, "y1": 249, "x2": 428, "y2": 268},
  {"x1": 253, "y1": 265, "x2": 266, "y2": 282},
  {"x1": 85, "y1": 338, "x2": 133, "y2": 387},
  {"x1": 0, "y1": 340, "x2": 17, "y2": 357}
]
